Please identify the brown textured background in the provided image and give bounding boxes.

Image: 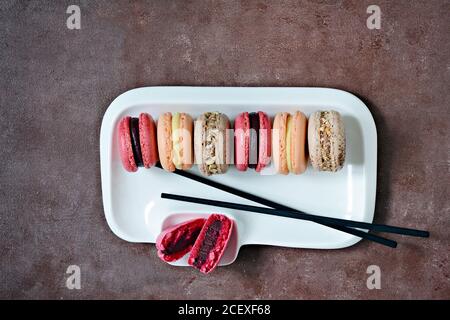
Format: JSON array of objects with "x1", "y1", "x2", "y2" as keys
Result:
[{"x1": 1, "y1": 0, "x2": 449, "y2": 299}]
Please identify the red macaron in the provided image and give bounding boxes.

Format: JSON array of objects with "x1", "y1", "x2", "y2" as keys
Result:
[
  {"x1": 188, "y1": 214, "x2": 233, "y2": 274},
  {"x1": 156, "y1": 218, "x2": 207, "y2": 262},
  {"x1": 117, "y1": 113, "x2": 158, "y2": 172},
  {"x1": 234, "y1": 111, "x2": 271, "y2": 172}
]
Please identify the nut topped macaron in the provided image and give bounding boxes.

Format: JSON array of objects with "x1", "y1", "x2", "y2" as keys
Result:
[
  {"x1": 308, "y1": 110, "x2": 346, "y2": 172},
  {"x1": 194, "y1": 112, "x2": 231, "y2": 176},
  {"x1": 157, "y1": 112, "x2": 194, "y2": 172}
]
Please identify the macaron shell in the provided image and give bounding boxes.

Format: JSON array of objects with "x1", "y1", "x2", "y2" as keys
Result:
[
  {"x1": 117, "y1": 116, "x2": 137, "y2": 172},
  {"x1": 290, "y1": 111, "x2": 308, "y2": 174},
  {"x1": 194, "y1": 115, "x2": 206, "y2": 174},
  {"x1": 139, "y1": 113, "x2": 158, "y2": 168},
  {"x1": 179, "y1": 113, "x2": 194, "y2": 170},
  {"x1": 272, "y1": 112, "x2": 289, "y2": 175},
  {"x1": 307, "y1": 111, "x2": 321, "y2": 170},
  {"x1": 256, "y1": 111, "x2": 271, "y2": 172},
  {"x1": 286, "y1": 115, "x2": 294, "y2": 172},
  {"x1": 157, "y1": 113, "x2": 176, "y2": 172},
  {"x1": 216, "y1": 114, "x2": 231, "y2": 174},
  {"x1": 234, "y1": 112, "x2": 249, "y2": 171},
  {"x1": 328, "y1": 111, "x2": 346, "y2": 171}
]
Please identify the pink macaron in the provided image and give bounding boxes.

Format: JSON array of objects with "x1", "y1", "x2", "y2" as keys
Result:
[
  {"x1": 118, "y1": 116, "x2": 138, "y2": 172},
  {"x1": 256, "y1": 111, "x2": 272, "y2": 172},
  {"x1": 117, "y1": 113, "x2": 158, "y2": 172},
  {"x1": 139, "y1": 113, "x2": 158, "y2": 168},
  {"x1": 234, "y1": 112, "x2": 250, "y2": 171},
  {"x1": 234, "y1": 111, "x2": 271, "y2": 172}
]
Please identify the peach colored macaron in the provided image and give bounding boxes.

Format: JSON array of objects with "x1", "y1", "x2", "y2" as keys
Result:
[
  {"x1": 157, "y1": 112, "x2": 194, "y2": 172},
  {"x1": 287, "y1": 111, "x2": 308, "y2": 174},
  {"x1": 272, "y1": 112, "x2": 289, "y2": 175},
  {"x1": 272, "y1": 111, "x2": 308, "y2": 175}
]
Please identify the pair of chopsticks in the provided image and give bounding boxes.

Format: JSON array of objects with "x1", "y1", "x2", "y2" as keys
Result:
[{"x1": 156, "y1": 164, "x2": 429, "y2": 248}]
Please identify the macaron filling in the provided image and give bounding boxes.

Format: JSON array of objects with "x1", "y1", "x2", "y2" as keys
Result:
[
  {"x1": 171, "y1": 112, "x2": 182, "y2": 170},
  {"x1": 286, "y1": 115, "x2": 293, "y2": 172},
  {"x1": 248, "y1": 112, "x2": 259, "y2": 169},
  {"x1": 319, "y1": 112, "x2": 333, "y2": 171},
  {"x1": 156, "y1": 218, "x2": 206, "y2": 262},
  {"x1": 191, "y1": 220, "x2": 222, "y2": 268},
  {"x1": 160, "y1": 228, "x2": 201, "y2": 256},
  {"x1": 129, "y1": 117, "x2": 143, "y2": 167}
]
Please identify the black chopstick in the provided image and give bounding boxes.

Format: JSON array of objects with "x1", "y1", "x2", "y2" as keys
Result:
[
  {"x1": 157, "y1": 165, "x2": 428, "y2": 238},
  {"x1": 162, "y1": 192, "x2": 429, "y2": 240},
  {"x1": 155, "y1": 165, "x2": 399, "y2": 248},
  {"x1": 161, "y1": 192, "x2": 400, "y2": 248}
]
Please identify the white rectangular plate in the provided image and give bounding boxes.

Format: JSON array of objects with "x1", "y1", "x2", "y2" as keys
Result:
[{"x1": 100, "y1": 87, "x2": 377, "y2": 266}]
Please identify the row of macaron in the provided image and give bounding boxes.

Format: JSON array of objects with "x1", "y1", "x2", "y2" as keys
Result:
[{"x1": 118, "y1": 110, "x2": 346, "y2": 176}]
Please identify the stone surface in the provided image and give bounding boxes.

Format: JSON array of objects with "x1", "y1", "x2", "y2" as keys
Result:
[{"x1": 0, "y1": 0, "x2": 449, "y2": 299}]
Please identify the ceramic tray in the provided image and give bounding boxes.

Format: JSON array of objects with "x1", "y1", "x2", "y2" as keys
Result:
[{"x1": 100, "y1": 87, "x2": 377, "y2": 266}]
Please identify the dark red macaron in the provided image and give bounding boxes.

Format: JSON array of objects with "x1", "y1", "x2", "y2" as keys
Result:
[
  {"x1": 156, "y1": 218, "x2": 206, "y2": 262},
  {"x1": 234, "y1": 111, "x2": 271, "y2": 172},
  {"x1": 188, "y1": 214, "x2": 233, "y2": 274},
  {"x1": 117, "y1": 113, "x2": 158, "y2": 172}
]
